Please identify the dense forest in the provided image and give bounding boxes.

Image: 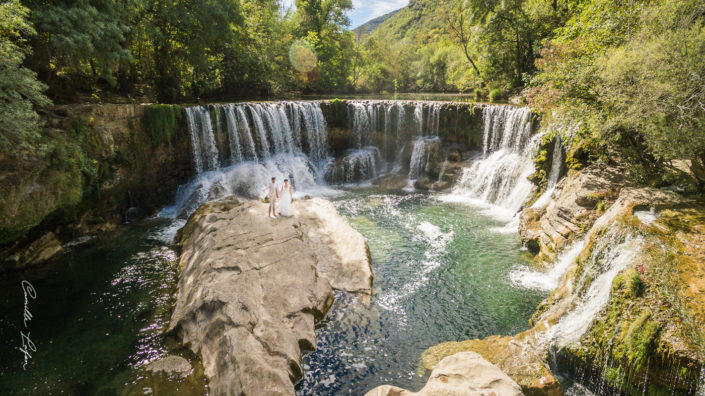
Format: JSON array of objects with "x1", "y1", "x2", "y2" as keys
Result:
[{"x1": 2, "y1": 0, "x2": 705, "y2": 189}]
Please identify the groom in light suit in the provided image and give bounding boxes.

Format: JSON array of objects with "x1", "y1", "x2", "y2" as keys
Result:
[{"x1": 267, "y1": 177, "x2": 279, "y2": 218}]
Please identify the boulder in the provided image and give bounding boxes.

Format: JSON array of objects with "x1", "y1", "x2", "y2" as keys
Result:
[
  {"x1": 366, "y1": 352, "x2": 523, "y2": 396},
  {"x1": 145, "y1": 356, "x2": 193, "y2": 378},
  {"x1": 414, "y1": 177, "x2": 434, "y2": 191},
  {"x1": 373, "y1": 174, "x2": 409, "y2": 190},
  {"x1": 421, "y1": 328, "x2": 561, "y2": 396},
  {"x1": 7, "y1": 232, "x2": 64, "y2": 270},
  {"x1": 169, "y1": 197, "x2": 372, "y2": 396}
]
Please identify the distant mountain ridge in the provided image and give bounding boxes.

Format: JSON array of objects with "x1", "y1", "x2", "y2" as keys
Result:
[
  {"x1": 354, "y1": 0, "x2": 450, "y2": 42},
  {"x1": 353, "y1": 8, "x2": 402, "y2": 37}
]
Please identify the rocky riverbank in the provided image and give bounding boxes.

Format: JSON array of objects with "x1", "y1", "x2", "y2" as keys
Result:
[
  {"x1": 408, "y1": 165, "x2": 705, "y2": 395},
  {"x1": 168, "y1": 197, "x2": 372, "y2": 395}
]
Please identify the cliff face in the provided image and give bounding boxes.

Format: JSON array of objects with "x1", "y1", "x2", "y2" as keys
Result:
[{"x1": 0, "y1": 104, "x2": 194, "y2": 270}]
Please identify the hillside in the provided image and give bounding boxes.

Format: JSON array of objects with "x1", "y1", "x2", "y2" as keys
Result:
[
  {"x1": 362, "y1": 0, "x2": 449, "y2": 42},
  {"x1": 353, "y1": 8, "x2": 401, "y2": 37}
]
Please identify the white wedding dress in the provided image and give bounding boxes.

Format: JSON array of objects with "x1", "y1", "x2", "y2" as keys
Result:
[{"x1": 279, "y1": 186, "x2": 293, "y2": 217}]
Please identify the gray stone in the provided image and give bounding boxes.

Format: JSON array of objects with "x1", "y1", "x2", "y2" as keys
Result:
[
  {"x1": 366, "y1": 351, "x2": 524, "y2": 396},
  {"x1": 169, "y1": 197, "x2": 372, "y2": 396},
  {"x1": 145, "y1": 356, "x2": 193, "y2": 378}
]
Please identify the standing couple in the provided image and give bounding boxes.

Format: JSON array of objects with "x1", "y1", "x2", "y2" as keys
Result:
[{"x1": 265, "y1": 177, "x2": 294, "y2": 218}]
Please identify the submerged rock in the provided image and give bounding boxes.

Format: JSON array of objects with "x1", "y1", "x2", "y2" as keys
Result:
[
  {"x1": 145, "y1": 356, "x2": 193, "y2": 378},
  {"x1": 168, "y1": 197, "x2": 372, "y2": 395},
  {"x1": 366, "y1": 351, "x2": 523, "y2": 396}
]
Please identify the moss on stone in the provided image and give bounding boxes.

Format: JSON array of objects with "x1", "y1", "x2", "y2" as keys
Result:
[{"x1": 142, "y1": 104, "x2": 181, "y2": 147}]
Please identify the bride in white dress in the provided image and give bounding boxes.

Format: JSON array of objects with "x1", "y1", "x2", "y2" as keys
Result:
[{"x1": 278, "y1": 179, "x2": 294, "y2": 217}]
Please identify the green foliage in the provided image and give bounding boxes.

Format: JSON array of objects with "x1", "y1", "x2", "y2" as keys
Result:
[
  {"x1": 17, "y1": 0, "x2": 357, "y2": 101},
  {"x1": 0, "y1": 0, "x2": 50, "y2": 153},
  {"x1": 530, "y1": 0, "x2": 705, "y2": 188},
  {"x1": 356, "y1": 0, "x2": 569, "y2": 93},
  {"x1": 629, "y1": 271, "x2": 646, "y2": 298},
  {"x1": 142, "y1": 105, "x2": 180, "y2": 147},
  {"x1": 488, "y1": 88, "x2": 504, "y2": 102}
]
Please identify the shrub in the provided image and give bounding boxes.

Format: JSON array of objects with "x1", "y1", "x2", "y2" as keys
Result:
[{"x1": 488, "y1": 88, "x2": 505, "y2": 102}]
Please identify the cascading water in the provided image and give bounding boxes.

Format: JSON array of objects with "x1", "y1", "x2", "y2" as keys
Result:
[
  {"x1": 544, "y1": 229, "x2": 644, "y2": 347},
  {"x1": 343, "y1": 101, "x2": 443, "y2": 183},
  {"x1": 324, "y1": 147, "x2": 381, "y2": 184},
  {"x1": 165, "y1": 102, "x2": 330, "y2": 218},
  {"x1": 532, "y1": 133, "x2": 564, "y2": 208},
  {"x1": 510, "y1": 240, "x2": 585, "y2": 292},
  {"x1": 184, "y1": 106, "x2": 221, "y2": 173},
  {"x1": 444, "y1": 105, "x2": 538, "y2": 221},
  {"x1": 407, "y1": 137, "x2": 440, "y2": 187}
]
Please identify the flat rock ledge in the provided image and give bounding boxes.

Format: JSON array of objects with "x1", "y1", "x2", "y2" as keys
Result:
[
  {"x1": 366, "y1": 351, "x2": 523, "y2": 396},
  {"x1": 168, "y1": 197, "x2": 372, "y2": 395}
]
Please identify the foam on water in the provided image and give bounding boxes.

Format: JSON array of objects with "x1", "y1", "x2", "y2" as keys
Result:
[
  {"x1": 510, "y1": 240, "x2": 585, "y2": 291},
  {"x1": 377, "y1": 220, "x2": 454, "y2": 314},
  {"x1": 442, "y1": 105, "x2": 540, "y2": 228},
  {"x1": 634, "y1": 210, "x2": 659, "y2": 225},
  {"x1": 545, "y1": 232, "x2": 644, "y2": 347}
]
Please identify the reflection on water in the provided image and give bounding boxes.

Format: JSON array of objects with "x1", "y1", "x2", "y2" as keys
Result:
[
  {"x1": 303, "y1": 92, "x2": 506, "y2": 104},
  {"x1": 296, "y1": 189, "x2": 546, "y2": 394},
  {"x1": 303, "y1": 92, "x2": 500, "y2": 103},
  {"x1": 0, "y1": 218, "x2": 205, "y2": 395}
]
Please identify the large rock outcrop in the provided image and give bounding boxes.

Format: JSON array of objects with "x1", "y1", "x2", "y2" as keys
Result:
[
  {"x1": 366, "y1": 352, "x2": 523, "y2": 396},
  {"x1": 168, "y1": 197, "x2": 372, "y2": 395},
  {"x1": 520, "y1": 165, "x2": 626, "y2": 264},
  {"x1": 421, "y1": 325, "x2": 560, "y2": 396}
]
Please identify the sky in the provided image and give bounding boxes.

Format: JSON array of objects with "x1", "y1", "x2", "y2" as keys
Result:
[{"x1": 280, "y1": 0, "x2": 409, "y2": 29}]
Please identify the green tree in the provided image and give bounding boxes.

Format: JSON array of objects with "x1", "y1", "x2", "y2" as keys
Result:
[
  {"x1": 0, "y1": 0, "x2": 50, "y2": 153},
  {"x1": 24, "y1": 0, "x2": 132, "y2": 91}
]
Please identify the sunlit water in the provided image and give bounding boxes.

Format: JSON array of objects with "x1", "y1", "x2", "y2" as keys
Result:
[
  {"x1": 0, "y1": 218, "x2": 207, "y2": 395},
  {"x1": 296, "y1": 188, "x2": 547, "y2": 394},
  {"x1": 0, "y1": 189, "x2": 549, "y2": 395}
]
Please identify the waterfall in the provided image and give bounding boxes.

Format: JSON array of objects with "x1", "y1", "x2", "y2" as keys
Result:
[
  {"x1": 234, "y1": 105, "x2": 258, "y2": 161},
  {"x1": 324, "y1": 147, "x2": 381, "y2": 184},
  {"x1": 223, "y1": 105, "x2": 244, "y2": 164},
  {"x1": 350, "y1": 102, "x2": 377, "y2": 148},
  {"x1": 414, "y1": 102, "x2": 424, "y2": 136},
  {"x1": 170, "y1": 101, "x2": 331, "y2": 218},
  {"x1": 184, "y1": 106, "x2": 221, "y2": 173},
  {"x1": 184, "y1": 108, "x2": 204, "y2": 173},
  {"x1": 510, "y1": 240, "x2": 585, "y2": 291},
  {"x1": 345, "y1": 101, "x2": 443, "y2": 182},
  {"x1": 444, "y1": 105, "x2": 537, "y2": 219},
  {"x1": 545, "y1": 229, "x2": 644, "y2": 347},
  {"x1": 408, "y1": 138, "x2": 439, "y2": 180},
  {"x1": 426, "y1": 103, "x2": 441, "y2": 136},
  {"x1": 296, "y1": 102, "x2": 328, "y2": 162},
  {"x1": 532, "y1": 133, "x2": 565, "y2": 208}
]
